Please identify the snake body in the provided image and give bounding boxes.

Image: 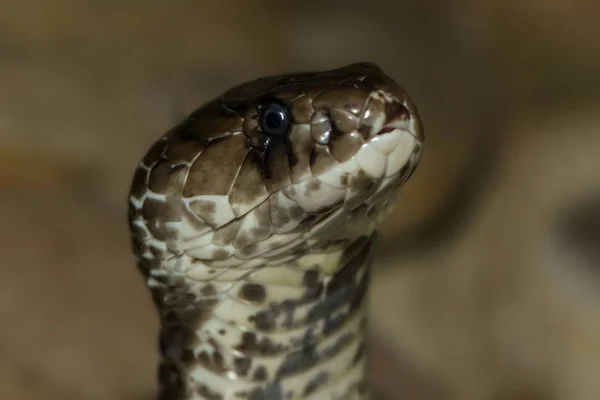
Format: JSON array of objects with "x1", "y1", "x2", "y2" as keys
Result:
[{"x1": 127, "y1": 63, "x2": 424, "y2": 400}]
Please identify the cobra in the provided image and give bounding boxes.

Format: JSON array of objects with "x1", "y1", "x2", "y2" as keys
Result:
[{"x1": 127, "y1": 63, "x2": 424, "y2": 399}]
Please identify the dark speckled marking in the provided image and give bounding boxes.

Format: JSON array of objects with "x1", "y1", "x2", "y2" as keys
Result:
[
  {"x1": 234, "y1": 355, "x2": 252, "y2": 377},
  {"x1": 303, "y1": 269, "x2": 320, "y2": 287},
  {"x1": 211, "y1": 248, "x2": 232, "y2": 260},
  {"x1": 253, "y1": 366, "x2": 268, "y2": 381},
  {"x1": 201, "y1": 283, "x2": 217, "y2": 296},
  {"x1": 236, "y1": 331, "x2": 285, "y2": 356},
  {"x1": 248, "y1": 309, "x2": 276, "y2": 331},
  {"x1": 275, "y1": 331, "x2": 354, "y2": 384},
  {"x1": 248, "y1": 383, "x2": 284, "y2": 400},
  {"x1": 197, "y1": 384, "x2": 223, "y2": 400},
  {"x1": 327, "y1": 237, "x2": 370, "y2": 294},
  {"x1": 303, "y1": 371, "x2": 330, "y2": 396},
  {"x1": 239, "y1": 282, "x2": 267, "y2": 303},
  {"x1": 157, "y1": 360, "x2": 185, "y2": 400}
]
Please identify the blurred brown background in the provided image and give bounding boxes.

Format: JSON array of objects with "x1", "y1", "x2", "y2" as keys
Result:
[{"x1": 1, "y1": 1, "x2": 599, "y2": 399}]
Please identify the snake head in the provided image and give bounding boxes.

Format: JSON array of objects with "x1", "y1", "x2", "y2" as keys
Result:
[{"x1": 128, "y1": 63, "x2": 423, "y2": 266}]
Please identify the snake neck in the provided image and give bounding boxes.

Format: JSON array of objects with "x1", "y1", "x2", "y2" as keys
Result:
[{"x1": 146, "y1": 234, "x2": 374, "y2": 400}]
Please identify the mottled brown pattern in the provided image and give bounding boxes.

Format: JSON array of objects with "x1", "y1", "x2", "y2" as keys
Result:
[{"x1": 128, "y1": 63, "x2": 424, "y2": 399}]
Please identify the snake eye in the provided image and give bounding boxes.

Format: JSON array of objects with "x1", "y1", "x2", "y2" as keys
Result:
[{"x1": 259, "y1": 102, "x2": 290, "y2": 136}]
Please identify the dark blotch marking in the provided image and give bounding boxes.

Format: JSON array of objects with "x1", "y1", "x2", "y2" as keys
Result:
[
  {"x1": 303, "y1": 269, "x2": 320, "y2": 287},
  {"x1": 302, "y1": 269, "x2": 324, "y2": 300},
  {"x1": 234, "y1": 356, "x2": 252, "y2": 377},
  {"x1": 303, "y1": 371, "x2": 330, "y2": 396},
  {"x1": 201, "y1": 283, "x2": 217, "y2": 297},
  {"x1": 352, "y1": 340, "x2": 366, "y2": 364},
  {"x1": 158, "y1": 360, "x2": 185, "y2": 400},
  {"x1": 276, "y1": 331, "x2": 353, "y2": 382},
  {"x1": 239, "y1": 282, "x2": 267, "y2": 303},
  {"x1": 249, "y1": 297, "x2": 302, "y2": 331},
  {"x1": 236, "y1": 331, "x2": 285, "y2": 356},
  {"x1": 248, "y1": 382, "x2": 285, "y2": 400},
  {"x1": 248, "y1": 310, "x2": 276, "y2": 331},
  {"x1": 253, "y1": 366, "x2": 268, "y2": 381},
  {"x1": 197, "y1": 384, "x2": 224, "y2": 400},
  {"x1": 211, "y1": 248, "x2": 231, "y2": 260},
  {"x1": 327, "y1": 236, "x2": 370, "y2": 294},
  {"x1": 304, "y1": 237, "x2": 371, "y2": 330}
]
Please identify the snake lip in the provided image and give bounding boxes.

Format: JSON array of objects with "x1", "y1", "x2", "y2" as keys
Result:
[
  {"x1": 376, "y1": 122, "x2": 423, "y2": 144},
  {"x1": 377, "y1": 126, "x2": 396, "y2": 135}
]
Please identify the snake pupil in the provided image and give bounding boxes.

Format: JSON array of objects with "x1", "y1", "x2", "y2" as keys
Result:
[{"x1": 260, "y1": 103, "x2": 290, "y2": 136}]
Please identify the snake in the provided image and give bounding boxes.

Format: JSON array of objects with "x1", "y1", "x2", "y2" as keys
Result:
[{"x1": 127, "y1": 62, "x2": 424, "y2": 400}]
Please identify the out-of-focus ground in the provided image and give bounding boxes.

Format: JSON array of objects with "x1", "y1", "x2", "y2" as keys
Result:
[{"x1": 1, "y1": 1, "x2": 599, "y2": 399}]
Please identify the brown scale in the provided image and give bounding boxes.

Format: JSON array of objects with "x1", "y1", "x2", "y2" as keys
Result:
[
  {"x1": 183, "y1": 133, "x2": 248, "y2": 198},
  {"x1": 229, "y1": 151, "x2": 270, "y2": 217}
]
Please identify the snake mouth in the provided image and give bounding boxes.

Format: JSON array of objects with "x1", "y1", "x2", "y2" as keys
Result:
[{"x1": 377, "y1": 126, "x2": 396, "y2": 135}]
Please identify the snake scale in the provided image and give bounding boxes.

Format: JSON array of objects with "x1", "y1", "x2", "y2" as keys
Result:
[{"x1": 127, "y1": 63, "x2": 424, "y2": 400}]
